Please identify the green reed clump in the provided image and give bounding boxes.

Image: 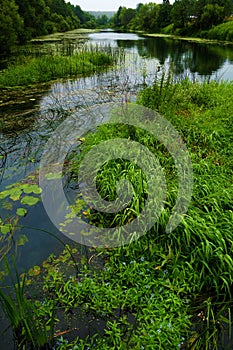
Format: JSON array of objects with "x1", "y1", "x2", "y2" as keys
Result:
[
  {"x1": 0, "y1": 259, "x2": 56, "y2": 349},
  {"x1": 0, "y1": 49, "x2": 115, "y2": 88},
  {"x1": 62, "y1": 79, "x2": 233, "y2": 348},
  {"x1": 137, "y1": 79, "x2": 233, "y2": 347}
]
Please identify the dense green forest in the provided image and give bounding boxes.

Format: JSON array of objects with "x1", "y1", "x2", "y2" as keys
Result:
[
  {"x1": 1, "y1": 0, "x2": 233, "y2": 55},
  {"x1": 0, "y1": 0, "x2": 110, "y2": 54},
  {"x1": 113, "y1": 0, "x2": 233, "y2": 39}
]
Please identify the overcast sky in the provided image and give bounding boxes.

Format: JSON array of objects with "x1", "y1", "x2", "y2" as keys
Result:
[{"x1": 69, "y1": 1, "x2": 164, "y2": 12}]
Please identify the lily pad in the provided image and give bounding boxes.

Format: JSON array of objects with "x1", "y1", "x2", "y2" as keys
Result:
[
  {"x1": 22, "y1": 184, "x2": 42, "y2": 194},
  {"x1": 16, "y1": 208, "x2": 28, "y2": 217},
  {"x1": 0, "y1": 224, "x2": 12, "y2": 235},
  {"x1": 21, "y1": 196, "x2": 40, "y2": 206},
  {"x1": 2, "y1": 200, "x2": 13, "y2": 210}
]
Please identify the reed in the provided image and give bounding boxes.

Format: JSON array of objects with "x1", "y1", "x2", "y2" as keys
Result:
[
  {"x1": 0, "y1": 45, "x2": 122, "y2": 88},
  {"x1": 0, "y1": 259, "x2": 55, "y2": 349}
]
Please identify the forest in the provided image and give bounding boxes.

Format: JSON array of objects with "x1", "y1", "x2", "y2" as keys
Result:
[
  {"x1": 113, "y1": 0, "x2": 233, "y2": 37},
  {"x1": 0, "y1": 0, "x2": 108, "y2": 54},
  {"x1": 1, "y1": 0, "x2": 233, "y2": 55}
]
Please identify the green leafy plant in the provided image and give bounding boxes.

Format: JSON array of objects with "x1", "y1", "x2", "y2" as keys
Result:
[{"x1": 0, "y1": 259, "x2": 56, "y2": 349}]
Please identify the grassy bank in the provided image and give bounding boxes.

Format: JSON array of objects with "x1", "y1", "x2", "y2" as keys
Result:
[
  {"x1": 0, "y1": 48, "x2": 116, "y2": 88},
  {"x1": 63, "y1": 79, "x2": 232, "y2": 348},
  {"x1": 145, "y1": 32, "x2": 233, "y2": 45},
  {"x1": 148, "y1": 21, "x2": 233, "y2": 45},
  {"x1": 1, "y1": 78, "x2": 233, "y2": 348}
]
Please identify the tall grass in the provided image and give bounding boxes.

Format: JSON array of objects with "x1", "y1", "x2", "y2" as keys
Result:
[
  {"x1": 0, "y1": 259, "x2": 56, "y2": 349},
  {"x1": 63, "y1": 76, "x2": 233, "y2": 348},
  {"x1": 0, "y1": 45, "x2": 122, "y2": 88}
]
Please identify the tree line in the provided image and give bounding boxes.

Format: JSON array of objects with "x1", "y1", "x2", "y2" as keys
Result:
[
  {"x1": 112, "y1": 0, "x2": 233, "y2": 35},
  {"x1": 0, "y1": 0, "x2": 111, "y2": 54},
  {"x1": 1, "y1": 0, "x2": 233, "y2": 55}
]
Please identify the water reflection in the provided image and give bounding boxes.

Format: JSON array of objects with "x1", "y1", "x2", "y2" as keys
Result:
[
  {"x1": 113, "y1": 35, "x2": 233, "y2": 78},
  {"x1": 86, "y1": 32, "x2": 233, "y2": 79}
]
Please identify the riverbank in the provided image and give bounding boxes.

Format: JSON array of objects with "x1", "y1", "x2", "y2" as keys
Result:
[
  {"x1": 145, "y1": 20, "x2": 233, "y2": 46},
  {"x1": 29, "y1": 28, "x2": 98, "y2": 43},
  {"x1": 1, "y1": 78, "x2": 232, "y2": 349},
  {"x1": 145, "y1": 32, "x2": 233, "y2": 46},
  {"x1": 0, "y1": 50, "x2": 115, "y2": 89},
  {"x1": 1, "y1": 30, "x2": 233, "y2": 349}
]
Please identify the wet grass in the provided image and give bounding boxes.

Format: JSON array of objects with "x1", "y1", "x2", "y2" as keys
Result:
[
  {"x1": 61, "y1": 79, "x2": 233, "y2": 348},
  {"x1": 0, "y1": 48, "x2": 116, "y2": 88},
  {"x1": 0, "y1": 77, "x2": 233, "y2": 348}
]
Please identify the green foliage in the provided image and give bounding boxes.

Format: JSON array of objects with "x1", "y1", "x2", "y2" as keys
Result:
[
  {"x1": 171, "y1": 0, "x2": 193, "y2": 29},
  {"x1": 0, "y1": 0, "x2": 100, "y2": 53},
  {"x1": 200, "y1": 4, "x2": 225, "y2": 29},
  {"x1": 1, "y1": 79, "x2": 233, "y2": 348},
  {"x1": 0, "y1": 49, "x2": 115, "y2": 87},
  {"x1": 206, "y1": 20, "x2": 233, "y2": 41},
  {"x1": 14, "y1": 248, "x2": 190, "y2": 349},
  {"x1": 0, "y1": 259, "x2": 56, "y2": 349},
  {"x1": 0, "y1": 0, "x2": 24, "y2": 53},
  {"x1": 111, "y1": 0, "x2": 233, "y2": 40},
  {"x1": 55, "y1": 78, "x2": 233, "y2": 348},
  {"x1": 0, "y1": 182, "x2": 41, "y2": 262}
]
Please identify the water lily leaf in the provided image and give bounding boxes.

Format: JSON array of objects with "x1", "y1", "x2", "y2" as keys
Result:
[
  {"x1": 1, "y1": 224, "x2": 12, "y2": 235},
  {"x1": 21, "y1": 196, "x2": 40, "y2": 206},
  {"x1": 10, "y1": 189, "x2": 22, "y2": 200},
  {"x1": 0, "y1": 188, "x2": 22, "y2": 201},
  {"x1": 10, "y1": 195, "x2": 21, "y2": 201},
  {"x1": 22, "y1": 184, "x2": 42, "y2": 194},
  {"x1": 32, "y1": 186, "x2": 42, "y2": 194},
  {"x1": 16, "y1": 208, "x2": 28, "y2": 217},
  {"x1": 23, "y1": 185, "x2": 41, "y2": 194},
  {"x1": 16, "y1": 234, "x2": 28, "y2": 246},
  {"x1": 0, "y1": 190, "x2": 12, "y2": 199}
]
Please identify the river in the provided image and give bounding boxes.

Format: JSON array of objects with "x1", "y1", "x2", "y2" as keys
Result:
[
  {"x1": 0, "y1": 31, "x2": 233, "y2": 349},
  {"x1": 1, "y1": 27, "x2": 233, "y2": 287}
]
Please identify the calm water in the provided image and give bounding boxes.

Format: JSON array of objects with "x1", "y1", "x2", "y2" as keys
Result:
[
  {"x1": 0, "y1": 31, "x2": 233, "y2": 348},
  {"x1": 1, "y1": 29, "x2": 233, "y2": 271},
  {"x1": 87, "y1": 31, "x2": 233, "y2": 80}
]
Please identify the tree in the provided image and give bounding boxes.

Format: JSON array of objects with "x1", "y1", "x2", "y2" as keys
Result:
[
  {"x1": 0, "y1": 0, "x2": 23, "y2": 52},
  {"x1": 157, "y1": 1, "x2": 172, "y2": 29},
  {"x1": 136, "y1": 3, "x2": 160, "y2": 32},
  {"x1": 171, "y1": 0, "x2": 194, "y2": 29},
  {"x1": 119, "y1": 7, "x2": 136, "y2": 29},
  {"x1": 195, "y1": 0, "x2": 233, "y2": 20},
  {"x1": 113, "y1": 6, "x2": 123, "y2": 28},
  {"x1": 200, "y1": 4, "x2": 225, "y2": 29},
  {"x1": 96, "y1": 14, "x2": 109, "y2": 27}
]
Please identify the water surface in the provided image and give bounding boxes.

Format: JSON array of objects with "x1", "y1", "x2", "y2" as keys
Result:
[{"x1": 1, "y1": 31, "x2": 233, "y2": 265}]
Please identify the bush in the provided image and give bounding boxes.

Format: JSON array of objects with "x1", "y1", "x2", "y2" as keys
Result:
[{"x1": 206, "y1": 21, "x2": 233, "y2": 41}]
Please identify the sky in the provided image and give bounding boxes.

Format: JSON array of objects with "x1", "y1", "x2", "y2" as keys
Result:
[{"x1": 69, "y1": 1, "x2": 164, "y2": 12}]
